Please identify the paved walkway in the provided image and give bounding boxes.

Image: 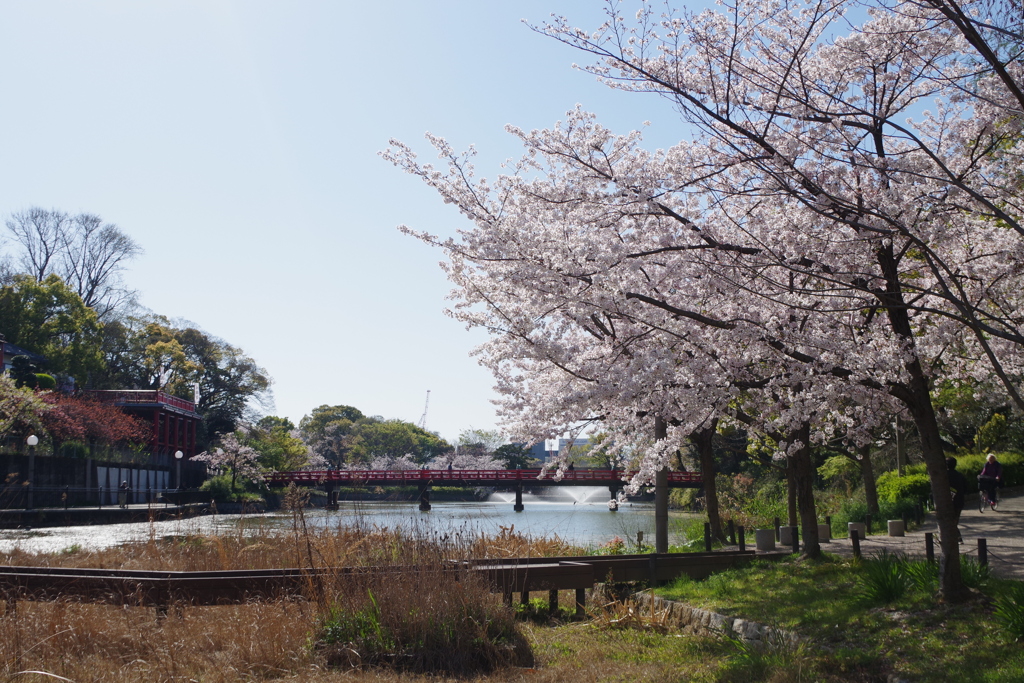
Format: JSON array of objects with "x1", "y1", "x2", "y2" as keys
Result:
[{"x1": 821, "y1": 488, "x2": 1024, "y2": 579}]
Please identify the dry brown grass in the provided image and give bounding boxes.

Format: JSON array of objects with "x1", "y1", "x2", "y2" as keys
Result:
[{"x1": 0, "y1": 498, "x2": 595, "y2": 682}]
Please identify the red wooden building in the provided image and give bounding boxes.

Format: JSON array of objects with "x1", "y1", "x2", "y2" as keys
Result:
[{"x1": 86, "y1": 390, "x2": 202, "y2": 457}]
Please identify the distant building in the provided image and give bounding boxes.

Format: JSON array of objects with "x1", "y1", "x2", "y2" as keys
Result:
[
  {"x1": 0, "y1": 337, "x2": 46, "y2": 374},
  {"x1": 529, "y1": 437, "x2": 593, "y2": 463},
  {"x1": 85, "y1": 390, "x2": 202, "y2": 457}
]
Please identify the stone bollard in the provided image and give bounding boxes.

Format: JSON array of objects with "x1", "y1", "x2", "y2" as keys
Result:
[
  {"x1": 779, "y1": 526, "x2": 797, "y2": 546},
  {"x1": 817, "y1": 523, "x2": 831, "y2": 542},
  {"x1": 848, "y1": 522, "x2": 866, "y2": 539},
  {"x1": 887, "y1": 520, "x2": 905, "y2": 537},
  {"x1": 754, "y1": 529, "x2": 776, "y2": 552}
]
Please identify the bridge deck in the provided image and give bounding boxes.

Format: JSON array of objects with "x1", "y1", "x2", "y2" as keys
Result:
[{"x1": 266, "y1": 468, "x2": 702, "y2": 488}]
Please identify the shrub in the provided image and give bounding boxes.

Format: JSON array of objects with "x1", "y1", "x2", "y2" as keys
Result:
[
  {"x1": 857, "y1": 550, "x2": 912, "y2": 603},
  {"x1": 34, "y1": 373, "x2": 56, "y2": 389},
  {"x1": 994, "y1": 583, "x2": 1024, "y2": 641},
  {"x1": 960, "y1": 554, "x2": 991, "y2": 589},
  {"x1": 831, "y1": 495, "x2": 922, "y2": 536},
  {"x1": 199, "y1": 475, "x2": 235, "y2": 502},
  {"x1": 876, "y1": 471, "x2": 931, "y2": 504}
]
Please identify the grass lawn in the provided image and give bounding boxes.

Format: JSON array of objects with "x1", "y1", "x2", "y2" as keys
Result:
[{"x1": 654, "y1": 553, "x2": 1024, "y2": 682}]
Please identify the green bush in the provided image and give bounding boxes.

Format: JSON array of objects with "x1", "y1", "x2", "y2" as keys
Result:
[
  {"x1": 857, "y1": 550, "x2": 912, "y2": 603},
  {"x1": 34, "y1": 373, "x2": 56, "y2": 389},
  {"x1": 830, "y1": 494, "x2": 923, "y2": 536},
  {"x1": 995, "y1": 583, "x2": 1024, "y2": 641},
  {"x1": 876, "y1": 471, "x2": 931, "y2": 504},
  {"x1": 960, "y1": 554, "x2": 991, "y2": 589},
  {"x1": 199, "y1": 475, "x2": 235, "y2": 502}
]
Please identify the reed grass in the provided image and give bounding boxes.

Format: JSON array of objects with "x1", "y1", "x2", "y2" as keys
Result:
[{"x1": 0, "y1": 493, "x2": 577, "y2": 681}]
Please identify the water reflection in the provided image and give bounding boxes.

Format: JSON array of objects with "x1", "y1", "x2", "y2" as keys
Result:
[{"x1": 0, "y1": 498, "x2": 698, "y2": 555}]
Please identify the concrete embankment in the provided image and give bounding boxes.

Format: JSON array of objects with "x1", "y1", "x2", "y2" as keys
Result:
[{"x1": 0, "y1": 503, "x2": 211, "y2": 529}]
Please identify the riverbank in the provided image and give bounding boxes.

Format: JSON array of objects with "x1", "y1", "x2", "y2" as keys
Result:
[{"x1": 0, "y1": 502, "x2": 211, "y2": 529}]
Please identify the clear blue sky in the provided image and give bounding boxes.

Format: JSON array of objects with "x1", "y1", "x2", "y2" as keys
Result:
[{"x1": 0, "y1": 1, "x2": 681, "y2": 443}]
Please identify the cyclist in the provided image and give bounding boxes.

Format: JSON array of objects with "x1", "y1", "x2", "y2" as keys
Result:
[{"x1": 978, "y1": 453, "x2": 1003, "y2": 510}]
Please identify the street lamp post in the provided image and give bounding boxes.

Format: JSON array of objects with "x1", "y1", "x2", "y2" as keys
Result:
[
  {"x1": 175, "y1": 450, "x2": 184, "y2": 492},
  {"x1": 26, "y1": 434, "x2": 38, "y2": 510}
]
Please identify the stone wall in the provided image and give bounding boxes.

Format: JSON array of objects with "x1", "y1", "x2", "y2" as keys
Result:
[{"x1": 632, "y1": 591, "x2": 794, "y2": 647}]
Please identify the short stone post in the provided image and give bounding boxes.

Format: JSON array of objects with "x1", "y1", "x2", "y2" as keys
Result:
[
  {"x1": 979, "y1": 538, "x2": 988, "y2": 568},
  {"x1": 738, "y1": 526, "x2": 745, "y2": 552},
  {"x1": 925, "y1": 532, "x2": 935, "y2": 563},
  {"x1": 851, "y1": 528, "x2": 861, "y2": 559},
  {"x1": 865, "y1": 514, "x2": 872, "y2": 534},
  {"x1": 817, "y1": 523, "x2": 830, "y2": 542},
  {"x1": 887, "y1": 520, "x2": 905, "y2": 537},
  {"x1": 754, "y1": 529, "x2": 775, "y2": 552},
  {"x1": 727, "y1": 519, "x2": 736, "y2": 545},
  {"x1": 704, "y1": 522, "x2": 712, "y2": 552}
]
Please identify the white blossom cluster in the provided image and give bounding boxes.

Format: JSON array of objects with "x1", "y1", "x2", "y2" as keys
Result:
[{"x1": 383, "y1": 0, "x2": 1023, "y2": 505}]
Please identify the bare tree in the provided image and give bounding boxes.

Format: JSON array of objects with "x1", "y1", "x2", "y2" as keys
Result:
[{"x1": 5, "y1": 207, "x2": 143, "y2": 319}]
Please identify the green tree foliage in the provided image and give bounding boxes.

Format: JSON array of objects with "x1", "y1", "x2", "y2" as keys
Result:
[
  {"x1": 298, "y1": 404, "x2": 365, "y2": 443},
  {"x1": 298, "y1": 404, "x2": 450, "y2": 468},
  {"x1": 351, "y1": 419, "x2": 449, "y2": 465},
  {"x1": 0, "y1": 375, "x2": 48, "y2": 440},
  {"x1": 93, "y1": 316, "x2": 270, "y2": 447},
  {"x1": 246, "y1": 416, "x2": 310, "y2": 471},
  {"x1": 0, "y1": 274, "x2": 103, "y2": 381},
  {"x1": 10, "y1": 355, "x2": 40, "y2": 388},
  {"x1": 492, "y1": 443, "x2": 536, "y2": 469}
]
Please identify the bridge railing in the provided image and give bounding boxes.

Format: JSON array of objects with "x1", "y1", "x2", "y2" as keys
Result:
[{"x1": 265, "y1": 468, "x2": 702, "y2": 486}]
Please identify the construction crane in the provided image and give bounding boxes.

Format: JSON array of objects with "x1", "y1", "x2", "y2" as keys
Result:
[{"x1": 417, "y1": 390, "x2": 430, "y2": 430}]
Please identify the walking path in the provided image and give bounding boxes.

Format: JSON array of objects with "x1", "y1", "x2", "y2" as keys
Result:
[{"x1": 822, "y1": 488, "x2": 1024, "y2": 579}]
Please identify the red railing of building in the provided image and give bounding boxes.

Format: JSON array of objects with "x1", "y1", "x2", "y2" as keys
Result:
[
  {"x1": 86, "y1": 390, "x2": 198, "y2": 414},
  {"x1": 266, "y1": 469, "x2": 702, "y2": 486}
]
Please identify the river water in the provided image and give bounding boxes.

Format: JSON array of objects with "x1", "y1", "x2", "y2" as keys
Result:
[{"x1": 0, "y1": 487, "x2": 699, "y2": 555}]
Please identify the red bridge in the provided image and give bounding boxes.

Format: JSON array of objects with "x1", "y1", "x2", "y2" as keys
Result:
[
  {"x1": 266, "y1": 468, "x2": 703, "y2": 512},
  {"x1": 267, "y1": 468, "x2": 701, "y2": 487}
]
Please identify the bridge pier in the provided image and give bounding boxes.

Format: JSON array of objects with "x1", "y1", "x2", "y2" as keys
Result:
[
  {"x1": 418, "y1": 485, "x2": 431, "y2": 512},
  {"x1": 325, "y1": 486, "x2": 339, "y2": 510},
  {"x1": 514, "y1": 483, "x2": 524, "y2": 512}
]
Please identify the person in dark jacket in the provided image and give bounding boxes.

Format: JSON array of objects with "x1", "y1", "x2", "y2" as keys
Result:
[
  {"x1": 947, "y1": 457, "x2": 969, "y2": 544},
  {"x1": 978, "y1": 453, "x2": 1003, "y2": 508}
]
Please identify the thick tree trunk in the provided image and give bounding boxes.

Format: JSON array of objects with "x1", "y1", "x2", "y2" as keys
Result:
[
  {"x1": 877, "y1": 245, "x2": 966, "y2": 601},
  {"x1": 901, "y1": 367, "x2": 967, "y2": 601},
  {"x1": 786, "y1": 457, "x2": 798, "y2": 527},
  {"x1": 692, "y1": 420, "x2": 726, "y2": 542},
  {"x1": 858, "y1": 445, "x2": 880, "y2": 515},
  {"x1": 790, "y1": 424, "x2": 820, "y2": 558},
  {"x1": 654, "y1": 416, "x2": 669, "y2": 553}
]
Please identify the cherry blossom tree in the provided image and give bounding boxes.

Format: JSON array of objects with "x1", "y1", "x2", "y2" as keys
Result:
[
  {"x1": 193, "y1": 431, "x2": 265, "y2": 491},
  {"x1": 386, "y1": 0, "x2": 1022, "y2": 599}
]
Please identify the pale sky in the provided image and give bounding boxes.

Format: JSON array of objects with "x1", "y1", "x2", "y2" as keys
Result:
[{"x1": 0, "y1": 1, "x2": 681, "y2": 443}]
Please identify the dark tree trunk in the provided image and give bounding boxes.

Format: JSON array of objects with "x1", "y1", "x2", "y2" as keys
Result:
[
  {"x1": 654, "y1": 416, "x2": 669, "y2": 553},
  {"x1": 786, "y1": 456, "x2": 798, "y2": 527},
  {"x1": 692, "y1": 420, "x2": 726, "y2": 542},
  {"x1": 859, "y1": 444, "x2": 880, "y2": 515},
  {"x1": 789, "y1": 424, "x2": 820, "y2": 558},
  {"x1": 877, "y1": 244, "x2": 966, "y2": 601}
]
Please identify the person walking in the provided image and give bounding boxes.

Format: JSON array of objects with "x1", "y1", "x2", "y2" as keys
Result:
[
  {"x1": 947, "y1": 457, "x2": 969, "y2": 544},
  {"x1": 118, "y1": 480, "x2": 131, "y2": 509},
  {"x1": 979, "y1": 453, "x2": 1003, "y2": 509}
]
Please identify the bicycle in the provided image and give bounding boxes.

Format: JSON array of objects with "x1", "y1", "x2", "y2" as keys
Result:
[{"x1": 978, "y1": 475, "x2": 999, "y2": 512}]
